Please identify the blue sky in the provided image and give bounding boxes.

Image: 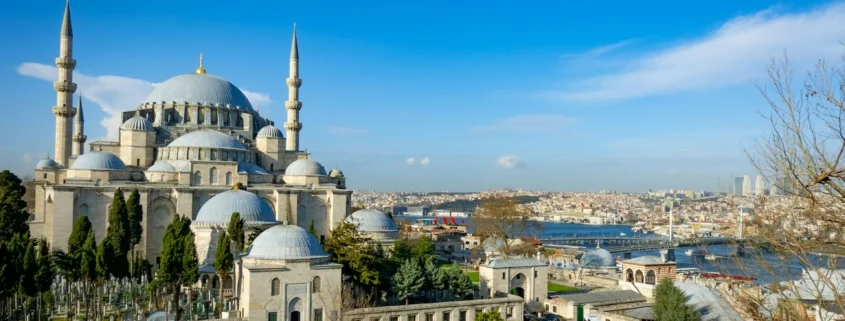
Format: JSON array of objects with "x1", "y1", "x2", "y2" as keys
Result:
[{"x1": 2, "y1": 0, "x2": 844, "y2": 192}]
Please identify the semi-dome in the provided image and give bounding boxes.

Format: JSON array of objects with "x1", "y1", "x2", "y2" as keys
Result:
[
  {"x1": 328, "y1": 168, "x2": 344, "y2": 178},
  {"x1": 147, "y1": 162, "x2": 176, "y2": 172},
  {"x1": 238, "y1": 163, "x2": 269, "y2": 175},
  {"x1": 71, "y1": 152, "x2": 126, "y2": 170},
  {"x1": 256, "y1": 125, "x2": 283, "y2": 139},
  {"x1": 168, "y1": 130, "x2": 247, "y2": 150},
  {"x1": 142, "y1": 73, "x2": 254, "y2": 111},
  {"x1": 346, "y1": 209, "x2": 397, "y2": 232},
  {"x1": 195, "y1": 189, "x2": 276, "y2": 224},
  {"x1": 285, "y1": 159, "x2": 327, "y2": 176},
  {"x1": 121, "y1": 115, "x2": 154, "y2": 131},
  {"x1": 35, "y1": 158, "x2": 61, "y2": 170},
  {"x1": 579, "y1": 247, "x2": 616, "y2": 268},
  {"x1": 244, "y1": 225, "x2": 328, "y2": 260}
]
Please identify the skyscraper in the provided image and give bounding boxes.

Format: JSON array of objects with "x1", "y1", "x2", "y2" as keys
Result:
[
  {"x1": 734, "y1": 176, "x2": 744, "y2": 196},
  {"x1": 756, "y1": 175, "x2": 766, "y2": 196},
  {"x1": 743, "y1": 175, "x2": 752, "y2": 196}
]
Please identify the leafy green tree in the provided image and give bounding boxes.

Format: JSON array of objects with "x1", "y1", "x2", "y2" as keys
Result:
[
  {"x1": 475, "y1": 308, "x2": 503, "y2": 321},
  {"x1": 0, "y1": 170, "x2": 29, "y2": 241},
  {"x1": 445, "y1": 268, "x2": 473, "y2": 300},
  {"x1": 653, "y1": 279, "x2": 700, "y2": 321},
  {"x1": 214, "y1": 231, "x2": 233, "y2": 316},
  {"x1": 423, "y1": 258, "x2": 446, "y2": 301},
  {"x1": 157, "y1": 216, "x2": 199, "y2": 321},
  {"x1": 19, "y1": 239, "x2": 37, "y2": 297},
  {"x1": 80, "y1": 230, "x2": 98, "y2": 319},
  {"x1": 308, "y1": 219, "x2": 318, "y2": 238},
  {"x1": 35, "y1": 239, "x2": 54, "y2": 320},
  {"x1": 413, "y1": 236, "x2": 434, "y2": 263},
  {"x1": 246, "y1": 225, "x2": 267, "y2": 248},
  {"x1": 323, "y1": 222, "x2": 382, "y2": 290},
  {"x1": 392, "y1": 259, "x2": 424, "y2": 304},
  {"x1": 391, "y1": 238, "x2": 413, "y2": 262},
  {"x1": 228, "y1": 212, "x2": 245, "y2": 253}
]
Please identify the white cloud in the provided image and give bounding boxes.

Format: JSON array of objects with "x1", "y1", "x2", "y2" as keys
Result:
[
  {"x1": 405, "y1": 157, "x2": 416, "y2": 166},
  {"x1": 17, "y1": 62, "x2": 271, "y2": 140},
  {"x1": 419, "y1": 157, "x2": 430, "y2": 166},
  {"x1": 561, "y1": 39, "x2": 639, "y2": 60},
  {"x1": 551, "y1": 3, "x2": 845, "y2": 101},
  {"x1": 497, "y1": 155, "x2": 523, "y2": 169},
  {"x1": 327, "y1": 126, "x2": 369, "y2": 135},
  {"x1": 405, "y1": 157, "x2": 430, "y2": 166},
  {"x1": 472, "y1": 114, "x2": 573, "y2": 133}
]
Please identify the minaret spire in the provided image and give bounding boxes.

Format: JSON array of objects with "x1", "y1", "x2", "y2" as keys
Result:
[
  {"x1": 72, "y1": 94, "x2": 86, "y2": 156},
  {"x1": 196, "y1": 52, "x2": 206, "y2": 74},
  {"x1": 284, "y1": 23, "x2": 303, "y2": 151},
  {"x1": 53, "y1": 0, "x2": 77, "y2": 166}
]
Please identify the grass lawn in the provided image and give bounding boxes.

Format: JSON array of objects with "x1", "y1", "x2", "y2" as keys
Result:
[
  {"x1": 547, "y1": 282, "x2": 578, "y2": 293},
  {"x1": 466, "y1": 271, "x2": 480, "y2": 283}
]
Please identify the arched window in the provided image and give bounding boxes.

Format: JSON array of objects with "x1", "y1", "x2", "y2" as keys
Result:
[
  {"x1": 209, "y1": 167, "x2": 218, "y2": 185},
  {"x1": 225, "y1": 172, "x2": 233, "y2": 185},
  {"x1": 646, "y1": 270, "x2": 656, "y2": 285},
  {"x1": 79, "y1": 204, "x2": 89, "y2": 217},
  {"x1": 312, "y1": 276, "x2": 321, "y2": 293},
  {"x1": 95, "y1": 179, "x2": 102, "y2": 186},
  {"x1": 635, "y1": 270, "x2": 644, "y2": 283},
  {"x1": 193, "y1": 171, "x2": 202, "y2": 185},
  {"x1": 186, "y1": 148, "x2": 191, "y2": 159},
  {"x1": 271, "y1": 278, "x2": 280, "y2": 296},
  {"x1": 210, "y1": 150, "x2": 217, "y2": 161}
]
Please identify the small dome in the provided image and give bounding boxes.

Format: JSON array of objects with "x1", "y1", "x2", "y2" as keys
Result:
[
  {"x1": 168, "y1": 130, "x2": 247, "y2": 150},
  {"x1": 579, "y1": 247, "x2": 615, "y2": 268},
  {"x1": 195, "y1": 190, "x2": 276, "y2": 224},
  {"x1": 143, "y1": 73, "x2": 253, "y2": 111},
  {"x1": 35, "y1": 158, "x2": 60, "y2": 170},
  {"x1": 346, "y1": 209, "x2": 397, "y2": 232},
  {"x1": 285, "y1": 159, "x2": 327, "y2": 176},
  {"x1": 238, "y1": 163, "x2": 269, "y2": 175},
  {"x1": 121, "y1": 116, "x2": 154, "y2": 131},
  {"x1": 256, "y1": 125, "x2": 284, "y2": 139},
  {"x1": 244, "y1": 225, "x2": 328, "y2": 260},
  {"x1": 147, "y1": 162, "x2": 176, "y2": 172},
  {"x1": 71, "y1": 152, "x2": 126, "y2": 170},
  {"x1": 329, "y1": 168, "x2": 344, "y2": 178}
]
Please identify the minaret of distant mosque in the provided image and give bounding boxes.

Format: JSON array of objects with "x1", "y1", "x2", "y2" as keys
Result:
[
  {"x1": 53, "y1": 0, "x2": 77, "y2": 166},
  {"x1": 72, "y1": 95, "x2": 86, "y2": 156},
  {"x1": 285, "y1": 23, "x2": 303, "y2": 151}
]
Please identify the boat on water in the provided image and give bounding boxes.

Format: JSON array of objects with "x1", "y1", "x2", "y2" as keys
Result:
[
  {"x1": 686, "y1": 249, "x2": 706, "y2": 257},
  {"x1": 705, "y1": 253, "x2": 719, "y2": 261},
  {"x1": 619, "y1": 232, "x2": 627, "y2": 236}
]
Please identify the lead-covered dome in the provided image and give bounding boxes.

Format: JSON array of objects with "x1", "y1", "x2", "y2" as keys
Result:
[
  {"x1": 256, "y1": 125, "x2": 283, "y2": 139},
  {"x1": 195, "y1": 190, "x2": 276, "y2": 225},
  {"x1": 121, "y1": 116, "x2": 154, "y2": 131},
  {"x1": 143, "y1": 73, "x2": 253, "y2": 111},
  {"x1": 285, "y1": 159, "x2": 327, "y2": 176},
  {"x1": 346, "y1": 209, "x2": 397, "y2": 232},
  {"x1": 147, "y1": 162, "x2": 176, "y2": 172},
  {"x1": 168, "y1": 130, "x2": 247, "y2": 150},
  {"x1": 35, "y1": 158, "x2": 61, "y2": 170},
  {"x1": 579, "y1": 247, "x2": 615, "y2": 268},
  {"x1": 71, "y1": 152, "x2": 126, "y2": 170},
  {"x1": 244, "y1": 225, "x2": 329, "y2": 260}
]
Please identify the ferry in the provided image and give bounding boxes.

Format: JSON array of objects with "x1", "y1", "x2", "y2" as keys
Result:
[
  {"x1": 705, "y1": 253, "x2": 720, "y2": 261},
  {"x1": 685, "y1": 249, "x2": 706, "y2": 257},
  {"x1": 619, "y1": 232, "x2": 627, "y2": 236}
]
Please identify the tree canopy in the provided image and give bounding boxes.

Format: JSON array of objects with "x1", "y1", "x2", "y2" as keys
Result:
[
  {"x1": 228, "y1": 212, "x2": 245, "y2": 253},
  {"x1": 392, "y1": 259, "x2": 424, "y2": 304},
  {"x1": 323, "y1": 221, "x2": 382, "y2": 289},
  {"x1": 475, "y1": 197, "x2": 543, "y2": 253},
  {"x1": 0, "y1": 170, "x2": 29, "y2": 241},
  {"x1": 475, "y1": 308, "x2": 504, "y2": 321},
  {"x1": 653, "y1": 279, "x2": 700, "y2": 321},
  {"x1": 157, "y1": 215, "x2": 199, "y2": 321}
]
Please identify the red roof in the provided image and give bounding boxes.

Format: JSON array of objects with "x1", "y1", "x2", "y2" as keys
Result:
[{"x1": 700, "y1": 272, "x2": 756, "y2": 281}]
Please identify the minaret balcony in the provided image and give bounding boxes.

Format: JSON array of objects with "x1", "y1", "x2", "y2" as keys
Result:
[
  {"x1": 52, "y1": 106, "x2": 76, "y2": 117},
  {"x1": 53, "y1": 81, "x2": 77, "y2": 93},
  {"x1": 55, "y1": 57, "x2": 77, "y2": 69},
  {"x1": 73, "y1": 134, "x2": 87, "y2": 142},
  {"x1": 286, "y1": 77, "x2": 302, "y2": 88},
  {"x1": 284, "y1": 101, "x2": 302, "y2": 110},
  {"x1": 284, "y1": 122, "x2": 302, "y2": 131}
]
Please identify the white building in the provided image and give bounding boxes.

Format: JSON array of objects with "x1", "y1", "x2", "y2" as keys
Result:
[
  {"x1": 756, "y1": 175, "x2": 766, "y2": 196},
  {"x1": 478, "y1": 257, "x2": 548, "y2": 312},
  {"x1": 742, "y1": 175, "x2": 752, "y2": 196}
]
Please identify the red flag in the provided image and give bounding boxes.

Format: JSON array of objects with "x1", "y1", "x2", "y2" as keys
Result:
[
  {"x1": 451, "y1": 217, "x2": 456, "y2": 225},
  {"x1": 461, "y1": 218, "x2": 465, "y2": 225}
]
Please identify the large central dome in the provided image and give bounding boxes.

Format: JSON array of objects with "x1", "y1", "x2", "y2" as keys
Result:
[{"x1": 143, "y1": 73, "x2": 254, "y2": 111}]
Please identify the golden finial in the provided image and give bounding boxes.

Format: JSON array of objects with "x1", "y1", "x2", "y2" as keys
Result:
[{"x1": 196, "y1": 53, "x2": 206, "y2": 74}]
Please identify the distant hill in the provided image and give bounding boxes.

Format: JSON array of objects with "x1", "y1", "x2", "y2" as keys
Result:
[{"x1": 433, "y1": 196, "x2": 541, "y2": 212}]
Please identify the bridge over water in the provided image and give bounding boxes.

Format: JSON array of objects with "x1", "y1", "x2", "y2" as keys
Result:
[{"x1": 538, "y1": 234, "x2": 754, "y2": 255}]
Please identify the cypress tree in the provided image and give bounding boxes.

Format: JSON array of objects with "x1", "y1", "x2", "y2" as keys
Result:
[
  {"x1": 0, "y1": 170, "x2": 29, "y2": 241},
  {"x1": 105, "y1": 188, "x2": 130, "y2": 278},
  {"x1": 35, "y1": 239, "x2": 54, "y2": 321},
  {"x1": 308, "y1": 219, "x2": 318, "y2": 238},
  {"x1": 446, "y1": 268, "x2": 473, "y2": 300},
  {"x1": 214, "y1": 231, "x2": 233, "y2": 316},
  {"x1": 126, "y1": 189, "x2": 143, "y2": 249},
  {"x1": 158, "y1": 216, "x2": 199, "y2": 321},
  {"x1": 228, "y1": 212, "x2": 245, "y2": 253},
  {"x1": 19, "y1": 240, "x2": 38, "y2": 297},
  {"x1": 653, "y1": 279, "x2": 700, "y2": 321},
  {"x1": 392, "y1": 259, "x2": 424, "y2": 305}
]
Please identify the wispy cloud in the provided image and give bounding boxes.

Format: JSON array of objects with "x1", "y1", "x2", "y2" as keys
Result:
[
  {"x1": 419, "y1": 157, "x2": 430, "y2": 166},
  {"x1": 405, "y1": 157, "x2": 416, "y2": 166},
  {"x1": 497, "y1": 155, "x2": 523, "y2": 169},
  {"x1": 405, "y1": 156, "x2": 430, "y2": 166},
  {"x1": 561, "y1": 39, "x2": 639, "y2": 60},
  {"x1": 17, "y1": 62, "x2": 271, "y2": 140},
  {"x1": 548, "y1": 3, "x2": 845, "y2": 101},
  {"x1": 471, "y1": 114, "x2": 573, "y2": 133},
  {"x1": 327, "y1": 126, "x2": 369, "y2": 135}
]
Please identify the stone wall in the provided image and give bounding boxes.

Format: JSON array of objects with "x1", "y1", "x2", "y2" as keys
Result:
[{"x1": 343, "y1": 295, "x2": 524, "y2": 321}]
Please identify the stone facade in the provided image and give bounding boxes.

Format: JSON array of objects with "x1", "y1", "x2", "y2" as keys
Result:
[
  {"x1": 343, "y1": 295, "x2": 525, "y2": 321},
  {"x1": 478, "y1": 258, "x2": 548, "y2": 312}
]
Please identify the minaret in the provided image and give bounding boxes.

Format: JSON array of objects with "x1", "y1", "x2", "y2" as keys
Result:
[
  {"x1": 53, "y1": 0, "x2": 77, "y2": 166},
  {"x1": 668, "y1": 205, "x2": 674, "y2": 243},
  {"x1": 72, "y1": 94, "x2": 86, "y2": 156},
  {"x1": 284, "y1": 23, "x2": 302, "y2": 151}
]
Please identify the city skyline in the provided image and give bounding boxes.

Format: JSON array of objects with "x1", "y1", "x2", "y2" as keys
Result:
[{"x1": 3, "y1": 0, "x2": 845, "y2": 191}]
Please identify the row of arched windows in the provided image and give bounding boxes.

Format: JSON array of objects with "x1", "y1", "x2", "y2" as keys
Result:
[
  {"x1": 270, "y1": 276, "x2": 321, "y2": 296},
  {"x1": 159, "y1": 147, "x2": 253, "y2": 163},
  {"x1": 625, "y1": 268, "x2": 657, "y2": 285},
  {"x1": 192, "y1": 167, "x2": 234, "y2": 186}
]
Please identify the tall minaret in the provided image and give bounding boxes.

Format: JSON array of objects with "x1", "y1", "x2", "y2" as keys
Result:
[
  {"x1": 72, "y1": 94, "x2": 86, "y2": 156},
  {"x1": 53, "y1": 0, "x2": 77, "y2": 166},
  {"x1": 284, "y1": 23, "x2": 302, "y2": 151}
]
